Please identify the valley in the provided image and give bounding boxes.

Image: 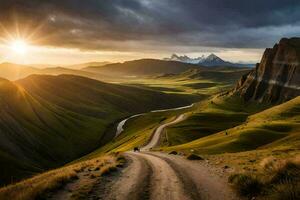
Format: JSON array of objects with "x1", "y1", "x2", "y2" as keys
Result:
[
  {"x1": 0, "y1": 37, "x2": 299, "y2": 200},
  {"x1": 0, "y1": 74, "x2": 198, "y2": 185}
]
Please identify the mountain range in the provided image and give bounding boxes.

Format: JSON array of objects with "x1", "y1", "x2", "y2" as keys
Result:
[
  {"x1": 164, "y1": 53, "x2": 255, "y2": 67},
  {"x1": 83, "y1": 59, "x2": 202, "y2": 76}
]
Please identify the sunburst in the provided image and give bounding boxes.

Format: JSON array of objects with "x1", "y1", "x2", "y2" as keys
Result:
[{"x1": 10, "y1": 39, "x2": 29, "y2": 54}]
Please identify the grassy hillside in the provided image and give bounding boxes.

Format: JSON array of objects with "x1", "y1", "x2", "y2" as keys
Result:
[
  {"x1": 83, "y1": 105, "x2": 196, "y2": 159},
  {"x1": 0, "y1": 153, "x2": 123, "y2": 200},
  {"x1": 85, "y1": 68, "x2": 256, "y2": 156},
  {"x1": 0, "y1": 74, "x2": 198, "y2": 186},
  {"x1": 111, "y1": 67, "x2": 251, "y2": 96},
  {"x1": 83, "y1": 59, "x2": 202, "y2": 76},
  {"x1": 67, "y1": 61, "x2": 111, "y2": 70},
  {"x1": 0, "y1": 63, "x2": 111, "y2": 81},
  {"x1": 163, "y1": 95, "x2": 300, "y2": 154}
]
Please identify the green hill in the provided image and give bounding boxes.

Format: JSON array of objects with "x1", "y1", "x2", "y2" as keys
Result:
[
  {"x1": 0, "y1": 63, "x2": 110, "y2": 81},
  {"x1": 66, "y1": 61, "x2": 111, "y2": 70},
  {"x1": 83, "y1": 59, "x2": 202, "y2": 76},
  {"x1": 0, "y1": 74, "x2": 197, "y2": 185},
  {"x1": 163, "y1": 95, "x2": 300, "y2": 154}
]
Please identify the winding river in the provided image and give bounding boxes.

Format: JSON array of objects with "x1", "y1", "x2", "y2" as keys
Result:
[{"x1": 115, "y1": 103, "x2": 194, "y2": 137}]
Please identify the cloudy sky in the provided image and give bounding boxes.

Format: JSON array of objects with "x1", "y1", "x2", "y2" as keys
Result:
[{"x1": 0, "y1": 0, "x2": 299, "y2": 65}]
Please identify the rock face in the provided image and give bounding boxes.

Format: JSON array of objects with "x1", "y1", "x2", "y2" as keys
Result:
[{"x1": 233, "y1": 37, "x2": 300, "y2": 103}]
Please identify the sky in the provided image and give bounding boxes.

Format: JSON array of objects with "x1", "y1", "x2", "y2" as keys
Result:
[{"x1": 0, "y1": 0, "x2": 299, "y2": 65}]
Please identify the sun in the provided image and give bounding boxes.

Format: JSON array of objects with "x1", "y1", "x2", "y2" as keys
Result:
[{"x1": 10, "y1": 40, "x2": 29, "y2": 54}]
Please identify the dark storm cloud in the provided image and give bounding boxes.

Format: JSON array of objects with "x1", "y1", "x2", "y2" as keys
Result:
[{"x1": 0, "y1": 0, "x2": 299, "y2": 51}]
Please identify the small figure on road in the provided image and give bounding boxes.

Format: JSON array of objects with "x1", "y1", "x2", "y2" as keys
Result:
[{"x1": 134, "y1": 147, "x2": 140, "y2": 152}]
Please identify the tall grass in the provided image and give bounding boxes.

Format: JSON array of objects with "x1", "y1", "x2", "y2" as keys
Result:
[
  {"x1": 0, "y1": 154, "x2": 124, "y2": 200},
  {"x1": 229, "y1": 156, "x2": 300, "y2": 199}
]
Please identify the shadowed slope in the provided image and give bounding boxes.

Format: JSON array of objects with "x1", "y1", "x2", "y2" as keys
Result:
[
  {"x1": 83, "y1": 59, "x2": 202, "y2": 76},
  {"x1": 0, "y1": 74, "x2": 197, "y2": 185}
]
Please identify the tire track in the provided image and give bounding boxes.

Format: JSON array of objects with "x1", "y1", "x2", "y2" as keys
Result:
[
  {"x1": 143, "y1": 152, "x2": 201, "y2": 200},
  {"x1": 132, "y1": 152, "x2": 191, "y2": 200},
  {"x1": 102, "y1": 153, "x2": 153, "y2": 200}
]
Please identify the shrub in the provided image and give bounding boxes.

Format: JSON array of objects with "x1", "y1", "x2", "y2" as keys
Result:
[
  {"x1": 101, "y1": 165, "x2": 118, "y2": 175},
  {"x1": 265, "y1": 161, "x2": 300, "y2": 185},
  {"x1": 229, "y1": 157, "x2": 300, "y2": 199},
  {"x1": 228, "y1": 174, "x2": 262, "y2": 197},
  {"x1": 269, "y1": 182, "x2": 300, "y2": 200},
  {"x1": 169, "y1": 151, "x2": 178, "y2": 155},
  {"x1": 186, "y1": 153, "x2": 204, "y2": 160}
]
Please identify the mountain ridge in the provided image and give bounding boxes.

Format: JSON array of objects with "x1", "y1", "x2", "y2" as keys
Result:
[
  {"x1": 83, "y1": 59, "x2": 203, "y2": 76},
  {"x1": 164, "y1": 53, "x2": 255, "y2": 67},
  {"x1": 232, "y1": 37, "x2": 300, "y2": 103}
]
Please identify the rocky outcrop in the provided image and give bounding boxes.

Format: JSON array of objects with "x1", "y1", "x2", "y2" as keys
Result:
[{"x1": 233, "y1": 37, "x2": 300, "y2": 103}]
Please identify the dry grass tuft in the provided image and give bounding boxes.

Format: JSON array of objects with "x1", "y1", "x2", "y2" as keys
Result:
[
  {"x1": 229, "y1": 156, "x2": 300, "y2": 199},
  {"x1": 0, "y1": 154, "x2": 126, "y2": 200}
]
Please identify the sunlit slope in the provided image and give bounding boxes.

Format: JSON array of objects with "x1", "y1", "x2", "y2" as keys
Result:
[
  {"x1": 83, "y1": 59, "x2": 201, "y2": 76},
  {"x1": 0, "y1": 63, "x2": 110, "y2": 81},
  {"x1": 114, "y1": 67, "x2": 251, "y2": 97},
  {"x1": 0, "y1": 75, "x2": 196, "y2": 185},
  {"x1": 163, "y1": 96, "x2": 263, "y2": 146},
  {"x1": 166, "y1": 68, "x2": 251, "y2": 84},
  {"x1": 164, "y1": 96, "x2": 300, "y2": 154},
  {"x1": 0, "y1": 63, "x2": 38, "y2": 80}
]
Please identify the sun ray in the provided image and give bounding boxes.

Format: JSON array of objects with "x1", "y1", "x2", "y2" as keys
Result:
[{"x1": 10, "y1": 39, "x2": 29, "y2": 54}]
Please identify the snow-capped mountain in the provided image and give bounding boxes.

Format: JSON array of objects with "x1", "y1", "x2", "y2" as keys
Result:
[
  {"x1": 164, "y1": 54, "x2": 205, "y2": 64},
  {"x1": 200, "y1": 53, "x2": 232, "y2": 66},
  {"x1": 164, "y1": 53, "x2": 254, "y2": 67}
]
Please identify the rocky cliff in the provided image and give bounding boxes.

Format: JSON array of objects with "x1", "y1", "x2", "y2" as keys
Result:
[{"x1": 233, "y1": 37, "x2": 300, "y2": 103}]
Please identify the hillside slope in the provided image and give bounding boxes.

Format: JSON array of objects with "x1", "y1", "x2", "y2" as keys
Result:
[
  {"x1": 0, "y1": 63, "x2": 109, "y2": 81},
  {"x1": 164, "y1": 95, "x2": 300, "y2": 154},
  {"x1": 83, "y1": 59, "x2": 202, "y2": 76},
  {"x1": 0, "y1": 74, "x2": 197, "y2": 185}
]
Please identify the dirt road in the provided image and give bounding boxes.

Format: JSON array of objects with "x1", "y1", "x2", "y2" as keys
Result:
[
  {"x1": 141, "y1": 114, "x2": 186, "y2": 151},
  {"x1": 46, "y1": 113, "x2": 240, "y2": 200},
  {"x1": 106, "y1": 114, "x2": 240, "y2": 200},
  {"x1": 98, "y1": 151, "x2": 239, "y2": 200}
]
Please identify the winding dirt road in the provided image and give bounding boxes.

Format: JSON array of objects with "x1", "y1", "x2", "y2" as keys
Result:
[
  {"x1": 141, "y1": 114, "x2": 186, "y2": 151},
  {"x1": 103, "y1": 152, "x2": 239, "y2": 200},
  {"x1": 47, "y1": 114, "x2": 240, "y2": 200},
  {"x1": 99, "y1": 115, "x2": 240, "y2": 200}
]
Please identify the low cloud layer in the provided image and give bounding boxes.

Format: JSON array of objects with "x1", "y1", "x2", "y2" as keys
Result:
[{"x1": 0, "y1": 0, "x2": 299, "y2": 52}]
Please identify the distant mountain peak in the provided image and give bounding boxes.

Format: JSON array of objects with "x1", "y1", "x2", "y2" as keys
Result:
[
  {"x1": 164, "y1": 53, "x2": 254, "y2": 67},
  {"x1": 205, "y1": 54, "x2": 223, "y2": 62},
  {"x1": 164, "y1": 54, "x2": 205, "y2": 64}
]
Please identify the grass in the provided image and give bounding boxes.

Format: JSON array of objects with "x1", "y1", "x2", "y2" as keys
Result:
[
  {"x1": 0, "y1": 154, "x2": 123, "y2": 200},
  {"x1": 0, "y1": 63, "x2": 246, "y2": 176},
  {"x1": 160, "y1": 95, "x2": 265, "y2": 149},
  {"x1": 229, "y1": 156, "x2": 300, "y2": 199},
  {"x1": 161, "y1": 95, "x2": 300, "y2": 155},
  {"x1": 80, "y1": 105, "x2": 196, "y2": 159},
  {"x1": 116, "y1": 67, "x2": 250, "y2": 96},
  {"x1": 0, "y1": 74, "x2": 198, "y2": 186},
  {"x1": 87, "y1": 78, "x2": 254, "y2": 158},
  {"x1": 228, "y1": 173, "x2": 263, "y2": 197}
]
